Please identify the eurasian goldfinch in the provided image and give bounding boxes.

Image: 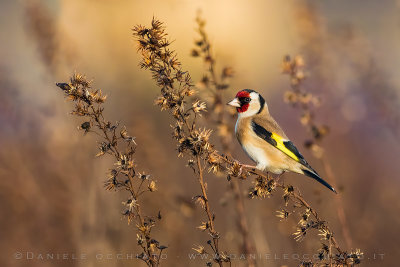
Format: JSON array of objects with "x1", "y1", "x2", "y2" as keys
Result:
[{"x1": 228, "y1": 89, "x2": 336, "y2": 193}]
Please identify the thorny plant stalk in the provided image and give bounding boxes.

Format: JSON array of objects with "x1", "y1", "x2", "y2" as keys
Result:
[
  {"x1": 133, "y1": 19, "x2": 230, "y2": 267},
  {"x1": 55, "y1": 75, "x2": 166, "y2": 267},
  {"x1": 134, "y1": 18, "x2": 362, "y2": 266},
  {"x1": 282, "y1": 55, "x2": 353, "y2": 250},
  {"x1": 196, "y1": 154, "x2": 223, "y2": 264},
  {"x1": 192, "y1": 14, "x2": 257, "y2": 267},
  {"x1": 246, "y1": 168, "x2": 362, "y2": 266}
]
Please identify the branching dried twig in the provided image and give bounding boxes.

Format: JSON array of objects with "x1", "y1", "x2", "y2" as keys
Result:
[
  {"x1": 282, "y1": 55, "x2": 354, "y2": 250},
  {"x1": 133, "y1": 19, "x2": 230, "y2": 266},
  {"x1": 192, "y1": 14, "x2": 257, "y2": 267},
  {"x1": 55, "y1": 74, "x2": 166, "y2": 266},
  {"x1": 133, "y1": 18, "x2": 362, "y2": 266}
]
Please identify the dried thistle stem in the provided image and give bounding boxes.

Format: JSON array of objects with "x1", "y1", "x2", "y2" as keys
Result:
[
  {"x1": 55, "y1": 75, "x2": 166, "y2": 266},
  {"x1": 192, "y1": 14, "x2": 257, "y2": 267},
  {"x1": 133, "y1": 19, "x2": 230, "y2": 266},
  {"x1": 134, "y1": 18, "x2": 361, "y2": 267},
  {"x1": 282, "y1": 55, "x2": 353, "y2": 249},
  {"x1": 196, "y1": 154, "x2": 223, "y2": 267},
  {"x1": 212, "y1": 152, "x2": 358, "y2": 265}
]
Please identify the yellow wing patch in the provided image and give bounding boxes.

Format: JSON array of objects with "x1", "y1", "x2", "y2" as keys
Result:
[
  {"x1": 251, "y1": 121, "x2": 305, "y2": 164},
  {"x1": 270, "y1": 133, "x2": 300, "y2": 162}
]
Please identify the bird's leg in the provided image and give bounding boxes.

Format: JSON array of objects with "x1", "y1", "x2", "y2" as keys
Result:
[
  {"x1": 237, "y1": 162, "x2": 257, "y2": 176},
  {"x1": 241, "y1": 164, "x2": 257, "y2": 169},
  {"x1": 275, "y1": 172, "x2": 284, "y2": 183}
]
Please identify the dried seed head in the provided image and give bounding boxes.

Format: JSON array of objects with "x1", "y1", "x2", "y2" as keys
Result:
[
  {"x1": 137, "y1": 234, "x2": 144, "y2": 245},
  {"x1": 79, "y1": 121, "x2": 91, "y2": 132},
  {"x1": 249, "y1": 177, "x2": 276, "y2": 199},
  {"x1": 220, "y1": 252, "x2": 230, "y2": 262},
  {"x1": 293, "y1": 226, "x2": 307, "y2": 242},
  {"x1": 348, "y1": 249, "x2": 363, "y2": 264},
  {"x1": 115, "y1": 154, "x2": 134, "y2": 170},
  {"x1": 56, "y1": 82, "x2": 72, "y2": 91},
  {"x1": 197, "y1": 221, "x2": 209, "y2": 231},
  {"x1": 148, "y1": 181, "x2": 157, "y2": 192},
  {"x1": 229, "y1": 161, "x2": 242, "y2": 177},
  {"x1": 193, "y1": 195, "x2": 206, "y2": 209},
  {"x1": 276, "y1": 209, "x2": 290, "y2": 221},
  {"x1": 222, "y1": 67, "x2": 234, "y2": 78},
  {"x1": 192, "y1": 100, "x2": 207, "y2": 113},
  {"x1": 70, "y1": 73, "x2": 91, "y2": 88},
  {"x1": 300, "y1": 112, "x2": 312, "y2": 125},
  {"x1": 281, "y1": 55, "x2": 293, "y2": 73},
  {"x1": 104, "y1": 176, "x2": 118, "y2": 191},
  {"x1": 191, "y1": 49, "x2": 200, "y2": 57},
  {"x1": 318, "y1": 229, "x2": 332, "y2": 240},
  {"x1": 138, "y1": 172, "x2": 150, "y2": 180},
  {"x1": 294, "y1": 55, "x2": 305, "y2": 67},
  {"x1": 122, "y1": 198, "x2": 138, "y2": 213},
  {"x1": 193, "y1": 245, "x2": 206, "y2": 254},
  {"x1": 283, "y1": 91, "x2": 298, "y2": 104}
]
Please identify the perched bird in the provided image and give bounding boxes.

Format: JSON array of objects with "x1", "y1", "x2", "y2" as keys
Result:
[{"x1": 228, "y1": 89, "x2": 336, "y2": 193}]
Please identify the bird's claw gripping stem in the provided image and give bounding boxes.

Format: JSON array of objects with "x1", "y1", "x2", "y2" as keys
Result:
[{"x1": 237, "y1": 162, "x2": 257, "y2": 176}]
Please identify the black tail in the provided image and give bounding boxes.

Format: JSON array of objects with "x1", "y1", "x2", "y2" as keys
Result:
[{"x1": 302, "y1": 169, "x2": 337, "y2": 194}]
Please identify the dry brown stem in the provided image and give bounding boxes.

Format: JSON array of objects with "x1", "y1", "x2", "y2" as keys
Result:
[
  {"x1": 192, "y1": 14, "x2": 257, "y2": 267},
  {"x1": 133, "y1": 18, "x2": 361, "y2": 267},
  {"x1": 282, "y1": 55, "x2": 353, "y2": 249},
  {"x1": 133, "y1": 19, "x2": 231, "y2": 266},
  {"x1": 55, "y1": 74, "x2": 166, "y2": 266}
]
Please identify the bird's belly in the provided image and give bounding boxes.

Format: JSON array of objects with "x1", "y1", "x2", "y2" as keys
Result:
[
  {"x1": 242, "y1": 143, "x2": 270, "y2": 170},
  {"x1": 242, "y1": 142, "x2": 285, "y2": 174}
]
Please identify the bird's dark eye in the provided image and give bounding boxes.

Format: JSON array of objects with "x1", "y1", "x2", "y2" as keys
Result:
[{"x1": 238, "y1": 97, "x2": 251, "y2": 105}]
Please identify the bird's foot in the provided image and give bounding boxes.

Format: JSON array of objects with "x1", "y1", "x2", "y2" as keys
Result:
[
  {"x1": 275, "y1": 173, "x2": 284, "y2": 183},
  {"x1": 237, "y1": 163, "x2": 257, "y2": 176},
  {"x1": 241, "y1": 164, "x2": 257, "y2": 169}
]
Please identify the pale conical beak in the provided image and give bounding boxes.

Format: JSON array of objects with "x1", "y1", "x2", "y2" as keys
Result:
[{"x1": 227, "y1": 98, "x2": 241, "y2": 107}]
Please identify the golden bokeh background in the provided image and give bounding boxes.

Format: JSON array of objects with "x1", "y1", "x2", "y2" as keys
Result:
[{"x1": 1, "y1": 0, "x2": 400, "y2": 266}]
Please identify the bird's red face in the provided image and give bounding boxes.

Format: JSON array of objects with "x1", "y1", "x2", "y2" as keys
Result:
[
  {"x1": 227, "y1": 90, "x2": 253, "y2": 113},
  {"x1": 227, "y1": 89, "x2": 266, "y2": 117},
  {"x1": 234, "y1": 91, "x2": 251, "y2": 113}
]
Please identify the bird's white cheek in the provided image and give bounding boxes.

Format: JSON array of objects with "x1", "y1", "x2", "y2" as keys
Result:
[
  {"x1": 237, "y1": 104, "x2": 259, "y2": 118},
  {"x1": 238, "y1": 110, "x2": 254, "y2": 118}
]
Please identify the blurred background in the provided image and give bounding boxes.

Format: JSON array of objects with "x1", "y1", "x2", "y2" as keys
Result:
[{"x1": 1, "y1": 0, "x2": 400, "y2": 266}]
